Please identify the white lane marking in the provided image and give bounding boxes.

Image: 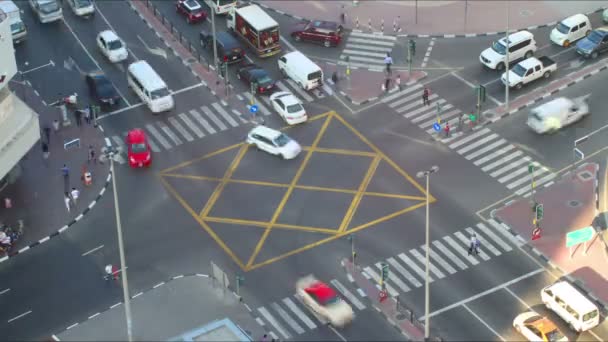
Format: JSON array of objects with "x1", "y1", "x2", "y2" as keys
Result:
[
  {"x1": 402, "y1": 98, "x2": 446, "y2": 117},
  {"x1": 481, "y1": 151, "x2": 524, "y2": 172},
  {"x1": 389, "y1": 89, "x2": 427, "y2": 108},
  {"x1": 374, "y1": 262, "x2": 411, "y2": 294},
  {"x1": 341, "y1": 49, "x2": 388, "y2": 58},
  {"x1": 423, "y1": 268, "x2": 544, "y2": 320},
  {"x1": 328, "y1": 325, "x2": 348, "y2": 342},
  {"x1": 416, "y1": 104, "x2": 456, "y2": 125},
  {"x1": 497, "y1": 163, "x2": 532, "y2": 183},
  {"x1": 97, "y1": 102, "x2": 145, "y2": 120},
  {"x1": 144, "y1": 133, "x2": 161, "y2": 153},
  {"x1": 476, "y1": 223, "x2": 512, "y2": 252},
  {"x1": 457, "y1": 133, "x2": 499, "y2": 155},
  {"x1": 282, "y1": 297, "x2": 317, "y2": 330},
  {"x1": 465, "y1": 227, "x2": 501, "y2": 257},
  {"x1": 0, "y1": 288, "x2": 10, "y2": 295},
  {"x1": 258, "y1": 306, "x2": 291, "y2": 339},
  {"x1": 232, "y1": 109, "x2": 249, "y2": 123},
  {"x1": 93, "y1": 2, "x2": 140, "y2": 60},
  {"x1": 201, "y1": 106, "x2": 228, "y2": 131},
  {"x1": 349, "y1": 31, "x2": 397, "y2": 40},
  {"x1": 294, "y1": 294, "x2": 327, "y2": 325},
  {"x1": 387, "y1": 257, "x2": 422, "y2": 287},
  {"x1": 285, "y1": 79, "x2": 315, "y2": 102},
  {"x1": 397, "y1": 252, "x2": 433, "y2": 282},
  {"x1": 189, "y1": 109, "x2": 216, "y2": 134},
  {"x1": 474, "y1": 144, "x2": 516, "y2": 166},
  {"x1": 171, "y1": 83, "x2": 204, "y2": 96},
  {"x1": 145, "y1": 124, "x2": 171, "y2": 150},
  {"x1": 486, "y1": 219, "x2": 524, "y2": 247},
  {"x1": 365, "y1": 266, "x2": 399, "y2": 297},
  {"x1": 81, "y1": 245, "x2": 104, "y2": 256},
  {"x1": 279, "y1": 35, "x2": 297, "y2": 52},
  {"x1": 443, "y1": 235, "x2": 479, "y2": 265},
  {"x1": 455, "y1": 231, "x2": 491, "y2": 261},
  {"x1": 432, "y1": 240, "x2": 468, "y2": 270},
  {"x1": 7, "y1": 310, "x2": 32, "y2": 323},
  {"x1": 449, "y1": 128, "x2": 491, "y2": 149},
  {"x1": 158, "y1": 122, "x2": 183, "y2": 146},
  {"x1": 330, "y1": 279, "x2": 367, "y2": 310},
  {"x1": 271, "y1": 302, "x2": 305, "y2": 335},
  {"x1": 346, "y1": 37, "x2": 396, "y2": 46},
  {"x1": 490, "y1": 155, "x2": 531, "y2": 177},
  {"x1": 398, "y1": 93, "x2": 439, "y2": 114},
  {"x1": 422, "y1": 245, "x2": 457, "y2": 275},
  {"x1": 409, "y1": 248, "x2": 445, "y2": 279},
  {"x1": 168, "y1": 117, "x2": 193, "y2": 142},
  {"x1": 420, "y1": 108, "x2": 461, "y2": 129},
  {"x1": 514, "y1": 172, "x2": 557, "y2": 196},
  {"x1": 463, "y1": 304, "x2": 506, "y2": 341},
  {"x1": 506, "y1": 166, "x2": 549, "y2": 189},
  {"x1": 382, "y1": 83, "x2": 422, "y2": 103},
  {"x1": 340, "y1": 54, "x2": 386, "y2": 65},
  {"x1": 345, "y1": 43, "x2": 393, "y2": 51},
  {"x1": 465, "y1": 139, "x2": 507, "y2": 160},
  {"x1": 212, "y1": 102, "x2": 239, "y2": 127},
  {"x1": 111, "y1": 135, "x2": 125, "y2": 149},
  {"x1": 178, "y1": 112, "x2": 205, "y2": 138}
]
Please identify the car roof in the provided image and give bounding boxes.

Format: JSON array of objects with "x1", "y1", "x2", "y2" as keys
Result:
[
  {"x1": 595, "y1": 27, "x2": 608, "y2": 35},
  {"x1": 236, "y1": 5, "x2": 278, "y2": 32},
  {"x1": 99, "y1": 30, "x2": 120, "y2": 41},
  {"x1": 87, "y1": 70, "x2": 107, "y2": 79},
  {"x1": 183, "y1": 0, "x2": 201, "y2": 10},
  {"x1": 528, "y1": 316, "x2": 559, "y2": 334},
  {"x1": 216, "y1": 31, "x2": 241, "y2": 48},
  {"x1": 309, "y1": 20, "x2": 339, "y2": 31},
  {"x1": 127, "y1": 129, "x2": 146, "y2": 142},
  {"x1": 518, "y1": 57, "x2": 539, "y2": 70},
  {"x1": 280, "y1": 51, "x2": 321, "y2": 74},
  {"x1": 500, "y1": 30, "x2": 533, "y2": 46},
  {"x1": 250, "y1": 125, "x2": 282, "y2": 139},
  {"x1": 544, "y1": 281, "x2": 598, "y2": 312},
  {"x1": 274, "y1": 93, "x2": 300, "y2": 105},
  {"x1": 561, "y1": 13, "x2": 589, "y2": 27},
  {"x1": 305, "y1": 281, "x2": 336, "y2": 302}
]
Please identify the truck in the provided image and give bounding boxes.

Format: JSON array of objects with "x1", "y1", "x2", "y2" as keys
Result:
[
  {"x1": 0, "y1": 1, "x2": 27, "y2": 43},
  {"x1": 501, "y1": 56, "x2": 556, "y2": 90},
  {"x1": 226, "y1": 4, "x2": 281, "y2": 58}
]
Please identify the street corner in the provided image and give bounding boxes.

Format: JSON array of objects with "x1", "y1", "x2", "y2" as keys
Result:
[{"x1": 158, "y1": 111, "x2": 430, "y2": 271}]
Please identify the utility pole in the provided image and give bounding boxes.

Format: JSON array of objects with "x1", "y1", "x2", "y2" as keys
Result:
[
  {"x1": 505, "y1": 0, "x2": 510, "y2": 112},
  {"x1": 250, "y1": 82, "x2": 256, "y2": 105},
  {"x1": 211, "y1": 4, "x2": 218, "y2": 73},
  {"x1": 407, "y1": 39, "x2": 416, "y2": 79}
]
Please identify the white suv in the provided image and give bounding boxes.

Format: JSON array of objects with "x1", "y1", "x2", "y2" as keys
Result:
[
  {"x1": 480, "y1": 30, "x2": 537, "y2": 71},
  {"x1": 246, "y1": 125, "x2": 302, "y2": 160}
]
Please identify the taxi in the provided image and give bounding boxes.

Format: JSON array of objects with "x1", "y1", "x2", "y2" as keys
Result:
[
  {"x1": 513, "y1": 311, "x2": 568, "y2": 341},
  {"x1": 296, "y1": 275, "x2": 354, "y2": 327},
  {"x1": 126, "y1": 129, "x2": 152, "y2": 168}
]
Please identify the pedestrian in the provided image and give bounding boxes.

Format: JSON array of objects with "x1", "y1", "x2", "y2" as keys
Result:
[
  {"x1": 261, "y1": 334, "x2": 268, "y2": 342},
  {"x1": 42, "y1": 142, "x2": 50, "y2": 159},
  {"x1": 422, "y1": 87, "x2": 430, "y2": 106},
  {"x1": 43, "y1": 124, "x2": 51, "y2": 144},
  {"x1": 64, "y1": 193, "x2": 71, "y2": 212},
  {"x1": 444, "y1": 122, "x2": 450, "y2": 137},
  {"x1": 53, "y1": 119, "x2": 60, "y2": 132},
  {"x1": 105, "y1": 264, "x2": 119, "y2": 281},
  {"x1": 458, "y1": 113, "x2": 465, "y2": 130},
  {"x1": 61, "y1": 164, "x2": 69, "y2": 178},
  {"x1": 70, "y1": 187, "x2": 80, "y2": 205},
  {"x1": 88, "y1": 145, "x2": 96, "y2": 164},
  {"x1": 396, "y1": 74, "x2": 402, "y2": 91},
  {"x1": 468, "y1": 234, "x2": 480, "y2": 255},
  {"x1": 384, "y1": 77, "x2": 390, "y2": 93},
  {"x1": 83, "y1": 107, "x2": 92, "y2": 125},
  {"x1": 384, "y1": 52, "x2": 393, "y2": 75},
  {"x1": 74, "y1": 109, "x2": 82, "y2": 127},
  {"x1": 340, "y1": 5, "x2": 346, "y2": 25}
]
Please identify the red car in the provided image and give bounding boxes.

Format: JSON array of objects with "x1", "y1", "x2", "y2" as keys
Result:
[
  {"x1": 126, "y1": 129, "x2": 152, "y2": 168},
  {"x1": 291, "y1": 20, "x2": 343, "y2": 47},
  {"x1": 176, "y1": 0, "x2": 207, "y2": 24}
]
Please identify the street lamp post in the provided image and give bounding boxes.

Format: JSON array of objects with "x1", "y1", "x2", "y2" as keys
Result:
[
  {"x1": 104, "y1": 138, "x2": 134, "y2": 342},
  {"x1": 416, "y1": 165, "x2": 439, "y2": 341},
  {"x1": 211, "y1": 4, "x2": 218, "y2": 74},
  {"x1": 505, "y1": 0, "x2": 510, "y2": 112}
]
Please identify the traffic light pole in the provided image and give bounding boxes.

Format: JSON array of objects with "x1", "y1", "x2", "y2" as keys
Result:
[
  {"x1": 211, "y1": 5, "x2": 218, "y2": 74},
  {"x1": 505, "y1": 0, "x2": 510, "y2": 112},
  {"x1": 250, "y1": 82, "x2": 256, "y2": 105}
]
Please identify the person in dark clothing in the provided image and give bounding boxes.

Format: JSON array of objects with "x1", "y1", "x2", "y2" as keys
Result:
[{"x1": 74, "y1": 109, "x2": 82, "y2": 127}]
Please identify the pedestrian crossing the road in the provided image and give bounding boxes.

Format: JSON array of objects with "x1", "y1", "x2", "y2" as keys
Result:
[
  {"x1": 338, "y1": 31, "x2": 397, "y2": 70},
  {"x1": 383, "y1": 84, "x2": 557, "y2": 197}
]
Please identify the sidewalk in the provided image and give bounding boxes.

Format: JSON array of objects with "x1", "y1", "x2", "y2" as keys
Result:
[
  {"x1": 0, "y1": 82, "x2": 109, "y2": 259},
  {"x1": 494, "y1": 163, "x2": 608, "y2": 311},
  {"x1": 54, "y1": 274, "x2": 267, "y2": 341},
  {"x1": 255, "y1": 0, "x2": 607, "y2": 36}
]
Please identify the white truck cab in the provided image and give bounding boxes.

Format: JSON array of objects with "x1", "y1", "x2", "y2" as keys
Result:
[
  {"x1": 0, "y1": 1, "x2": 27, "y2": 43},
  {"x1": 527, "y1": 97, "x2": 590, "y2": 134},
  {"x1": 501, "y1": 56, "x2": 556, "y2": 89}
]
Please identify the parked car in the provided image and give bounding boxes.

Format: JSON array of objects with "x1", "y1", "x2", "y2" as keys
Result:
[
  {"x1": 126, "y1": 129, "x2": 152, "y2": 168},
  {"x1": 237, "y1": 64, "x2": 276, "y2": 94},
  {"x1": 200, "y1": 30, "x2": 245, "y2": 64},
  {"x1": 501, "y1": 56, "x2": 556, "y2": 89},
  {"x1": 576, "y1": 27, "x2": 608, "y2": 59},
  {"x1": 85, "y1": 71, "x2": 121, "y2": 108},
  {"x1": 480, "y1": 30, "x2": 537, "y2": 71},
  {"x1": 66, "y1": 0, "x2": 95, "y2": 17},
  {"x1": 513, "y1": 311, "x2": 568, "y2": 341},
  {"x1": 291, "y1": 20, "x2": 343, "y2": 47},
  {"x1": 246, "y1": 125, "x2": 301, "y2": 160},
  {"x1": 97, "y1": 30, "x2": 128, "y2": 63},
  {"x1": 176, "y1": 0, "x2": 207, "y2": 24},
  {"x1": 269, "y1": 91, "x2": 307, "y2": 125},
  {"x1": 29, "y1": 0, "x2": 62, "y2": 23},
  {"x1": 550, "y1": 13, "x2": 591, "y2": 47},
  {"x1": 296, "y1": 275, "x2": 354, "y2": 327}
]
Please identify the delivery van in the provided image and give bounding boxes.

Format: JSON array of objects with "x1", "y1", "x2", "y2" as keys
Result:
[
  {"x1": 0, "y1": 1, "x2": 27, "y2": 43},
  {"x1": 541, "y1": 281, "x2": 600, "y2": 332},
  {"x1": 278, "y1": 51, "x2": 323, "y2": 90},
  {"x1": 526, "y1": 97, "x2": 589, "y2": 134},
  {"x1": 127, "y1": 61, "x2": 174, "y2": 113}
]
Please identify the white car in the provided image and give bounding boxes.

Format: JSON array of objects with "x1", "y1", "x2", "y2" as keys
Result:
[
  {"x1": 603, "y1": 9, "x2": 608, "y2": 24},
  {"x1": 513, "y1": 311, "x2": 568, "y2": 341},
  {"x1": 269, "y1": 91, "x2": 307, "y2": 125},
  {"x1": 246, "y1": 125, "x2": 301, "y2": 160},
  {"x1": 66, "y1": 0, "x2": 95, "y2": 17},
  {"x1": 296, "y1": 275, "x2": 354, "y2": 328},
  {"x1": 97, "y1": 30, "x2": 128, "y2": 63}
]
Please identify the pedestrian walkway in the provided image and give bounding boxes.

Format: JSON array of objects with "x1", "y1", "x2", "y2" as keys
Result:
[
  {"x1": 108, "y1": 80, "x2": 333, "y2": 157},
  {"x1": 253, "y1": 278, "x2": 367, "y2": 339},
  {"x1": 338, "y1": 31, "x2": 397, "y2": 71},
  {"x1": 383, "y1": 85, "x2": 557, "y2": 197}
]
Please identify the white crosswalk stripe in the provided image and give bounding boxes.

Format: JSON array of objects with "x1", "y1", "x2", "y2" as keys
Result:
[
  {"x1": 457, "y1": 133, "x2": 499, "y2": 155},
  {"x1": 402, "y1": 98, "x2": 445, "y2": 117},
  {"x1": 432, "y1": 240, "x2": 468, "y2": 270},
  {"x1": 421, "y1": 107, "x2": 458, "y2": 128},
  {"x1": 339, "y1": 32, "x2": 397, "y2": 68},
  {"x1": 387, "y1": 257, "x2": 422, "y2": 288},
  {"x1": 330, "y1": 279, "x2": 367, "y2": 310},
  {"x1": 282, "y1": 297, "x2": 317, "y2": 330},
  {"x1": 271, "y1": 302, "x2": 305, "y2": 335},
  {"x1": 455, "y1": 231, "x2": 490, "y2": 261},
  {"x1": 382, "y1": 83, "x2": 422, "y2": 103},
  {"x1": 189, "y1": 109, "x2": 216, "y2": 134},
  {"x1": 481, "y1": 151, "x2": 524, "y2": 172},
  {"x1": 285, "y1": 79, "x2": 315, "y2": 102},
  {"x1": 464, "y1": 139, "x2": 506, "y2": 160},
  {"x1": 474, "y1": 144, "x2": 515, "y2": 166},
  {"x1": 514, "y1": 172, "x2": 557, "y2": 195},
  {"x1": 244, "y1": 92, "x2": 272, "y2": 115},
  {"x1": 465, "y1": 227, "x2": 502, "y2": 257},
  {"x1": 490, "y1": 155, "x2": 531, "y2": 177},
  {"x1": 144, "y1": 135, "x2": 161, "y2": 152},
  {"x1": 486, "y1": 219, "x2": 524, "y2": 247},
  {"x1": 232, "y1": 109, "x2": 249, "y2": 123},
  {"x1": 168, "y1": 117, "x2": 193, "y2": 142},
  {"x1": 178, "y1": 112, "x2": 205, "y2": 138},
  {"x1": 342, "y1": 49, "x2": 387, "y2": 58},
  {"x1": 201, "y1": 105, "x2": 228, "y2": 131},
  {"x1": 506, "y1": 166, "x2": 549, "y2": 189},
  {"x1": 475, "y1": 222, "x2": 512, "y2": 252},
  {"x1": 211, "y1": 102, "x2": 239, "y2": 127},
  {"x1": 366, "y1": 266, "x2": 398, "y2": 297},
  {"x1": 449, "y1": 128, "x2": 492, "y2": 149},
  {"x1": 145, "y1": 124, "x2": 171, "y2": 150},
  {"x1": 158, "y1": 122, "x2": 183, "y2": 146},
  {"x1": 258, "y1": 306, "x2": 290, "y2": 339},
  {"x1": 497, "y1": 164, "x2": 532, "y2": 183},
  {"x1": 111, "y1": 135, "x2": 125, "y2": 149},
  {"x1": 415, "y1": 103, "x2": 454, "y2": 124},
  {"x1": 397, "y1": 252, "x2": 432, "y2": 282},
  {"x1": 409, "y1": 248, "x2": 445, "y2": 279},
  {"x1": 443, "y1": 235, "x2": 479, "y2": 265},
  {"x1": 421, "y1": 245, "x2": 457, "y2": 275},
  {"x1": 375, "y1": 262, "x2": 411, "y2": 293},
  {"x1": 397, "y1": 94, "x2": 438, "y2": 115}
]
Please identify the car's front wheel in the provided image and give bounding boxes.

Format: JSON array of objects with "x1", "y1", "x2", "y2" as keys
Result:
[
  {"x1": 496, "y1": 62, "x2": 505, "y2": 71},
  {"x1": 323, "y1": 40, "x2": 331, "y2": 47}
]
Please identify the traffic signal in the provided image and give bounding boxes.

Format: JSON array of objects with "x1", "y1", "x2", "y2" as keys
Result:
[
  {"x1": 380, "y1": 262, "x2": 389, "y2": 282},
  {"x1": 476, "y1": 85, "x2": 486, "y2": 103},
  {"x1": 408, "y1": 39, "x2": 416, "y2": 56},
  {"x1": 535, "y1": 203, "x2": 544, "y2": 221},
  {"x1": 469, "y1": 113, "x2": 477, "y2": 122}
]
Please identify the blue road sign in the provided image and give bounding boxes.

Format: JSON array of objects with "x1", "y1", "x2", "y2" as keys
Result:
[
  {"x1": 250, "y1": 105, "x2": 258, "y2": 113},
  {"x1": 433, "y1": 122, "x2": 441, "y2": 132}
]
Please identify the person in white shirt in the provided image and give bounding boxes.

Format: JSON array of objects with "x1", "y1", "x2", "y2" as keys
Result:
[
  {"x1": 469, "y1": 234, "x2": 480, "y2": 256},
  {"x1": 70, "y1": 187, "x2": 80, "y2": 205},
  {"x1": 384, "y1": 52, "x2": 393, "y2": 74}
]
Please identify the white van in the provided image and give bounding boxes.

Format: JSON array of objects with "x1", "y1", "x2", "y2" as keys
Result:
[
  {"x1": 550, "y1": 14, "x2": 591, "y2": 47},
  {"x1": 541, "y1": 281, "x2": 600, "y2": 332},
  {"x1": 28, "y1": 0, "x2": 62, "y2": 23},
  {"x1": 0, "y1": 1, "x2": 27, "y2": 43},
  {"x1": 127, "y1": 61, "x2": 174, "y2": 113},
  {"x1": 277, "y1": 51, "x2": 323, "y2": 90},
  {"x1": 527, "y1": 97, "x2": 589, "y2": 134},
  {"x1": 480, "y1": 30, "x2": 537, "y2": 71}
]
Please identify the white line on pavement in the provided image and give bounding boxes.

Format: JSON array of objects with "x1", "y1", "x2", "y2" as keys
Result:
[
  {"x1": 7, "y1": 310, "x2": 32, "y2": 323},
  {"x1": 463, "y1": 304, "x2": 506, "y2": 341},
  {"x1": 451, "y1": 72, "x2": 502, "y2": 105},
  {"x1": 282, "y1": 297, "x2": 317, "y2": 330},
  {"x1": 82, "y1": 245, "x2": 104, "y2": 256},
  {"x1": 328, "y1": 325, "x2": 348, "y2": 342},
  {"x1": 0, "y1": 288, "x2": 10, "y2": 295}
]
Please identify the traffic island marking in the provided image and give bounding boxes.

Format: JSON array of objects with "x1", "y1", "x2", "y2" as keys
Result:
[{"x1": 160, "y1": 111, "x2": 433, "y2": 271}]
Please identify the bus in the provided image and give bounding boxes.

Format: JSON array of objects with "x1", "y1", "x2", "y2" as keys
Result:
[{"x1": 204, "y1": 0, "x2": 236, "y2": 15}]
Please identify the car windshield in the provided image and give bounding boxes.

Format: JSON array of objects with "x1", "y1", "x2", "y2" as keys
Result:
[
  {"x1": 556, "y1": 22, "x2": 571, "y2": 34},
  {"x1": 256, "y1": 75, "x2": 273, "y2": 86},
  {"x1": 10, "y1": 22, "x2": 25, "y2": 33},
  {"x1": 75, "y1": 0, "x2": 91, "y2": 8},
  {"x1": 39, "y1": 1, "x2": 60, "y2": 13},
  {"x1": 273, "y1": 134, "x2": 291, "y2": 147},
  {"x1": 587, "y1": 31, "x2": 603, "y2": 44},
  {"x1": 512, "y1": 64, "x2": 527, "y2": 77},
  {"x1": 308, "y1": 71, "x2": 322, "y2": 81},
  {"x1": 530, "y1": 112, "x2": 543, "y2": 122},
  {"x1": 546, "y1": 329, "x2": 565, "y2": 341},
  {"x1": 151, "y1": 88, "x2": 171, "y2": 99},
  {"x1": 130, "y1": 143, "x2": 147, "y2": 153},
  {"x1": 287, "y1": 103, "x2": 303, "y2": 113},
  {"x1": 491, "y1": 40, "x2": 507, "y2": 55},
  {"x1": 108, "y1": 39, "x2": 123, "y2": 50}
]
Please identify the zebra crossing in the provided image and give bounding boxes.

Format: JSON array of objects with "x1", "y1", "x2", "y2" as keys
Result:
[
  {"x1": 108, "y1": 79, "x2": 332, "y2": 157},
  {"x1": 383, "y1": 84, "x2": 557, "y2": 197},
  {"x1": 253, "y1": 279, "x2": 366, "y2": 340},
  {"x1": 338, "y1": 31, "x2": 397, "y2": 70},
  {"x1": 355, "y1": 219, "x2": 525, "y2": 296}
]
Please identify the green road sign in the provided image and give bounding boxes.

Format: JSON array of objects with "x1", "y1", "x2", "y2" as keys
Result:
[{"x1": 566, "y1": 226, "x2": 595, "y2": 248}]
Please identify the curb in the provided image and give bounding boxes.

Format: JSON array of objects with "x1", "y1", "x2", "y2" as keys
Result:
[
  {"x1": 490, "y1": 164, "x2": 608, "y2": 314},
  {"x1": 249, "y1": 1, "x2": 606, "y2": 39}
]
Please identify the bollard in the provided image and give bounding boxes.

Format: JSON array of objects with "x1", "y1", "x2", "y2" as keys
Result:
[
  {"x1": 355, "y1": 16, "x2": 359, "y2": 30},
  {"x1": 381, "y1": 19, "x2": 384, "y2": 32},
  {"x1": 368, "y1": 18, "x2": 372, "y2": 32}
]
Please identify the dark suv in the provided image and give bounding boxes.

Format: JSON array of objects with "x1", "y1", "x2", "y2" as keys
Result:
[
  {"x1": 291, "y1": 20, "x2": 343, "y2": 47},
  {"x1": 200, "y1": 30, "x2": 246, "y2": 64},
  {"x1": 576, "y1": 27, "x2": 608, "y2": 59}
]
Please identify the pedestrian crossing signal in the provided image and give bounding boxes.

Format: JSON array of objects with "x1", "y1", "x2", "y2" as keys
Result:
[
  {"x1": 535, "y1": 203, "x2": 544, "y2": 221},
  {"x1": 380, "y1": 262, "x2": 389, "y2": 283}
]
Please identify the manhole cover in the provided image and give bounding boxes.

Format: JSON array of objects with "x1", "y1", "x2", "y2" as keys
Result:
[
  {"x1": 578, "y1": 170, "x2": 593, "y2": 181},
  {"x1": 520, "y1": 9, "x2": 533, "y2": 17},
  {"x1": 568, "y1": 200, "x2": 581, "y2": 207}
]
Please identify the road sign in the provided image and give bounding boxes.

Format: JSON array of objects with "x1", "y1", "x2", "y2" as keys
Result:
[
  {"x1": 250, "y1": 105, "x2": 258, "y2": 113},
  {"x1": 532, "y1": 227, "x2": 541, "y2": 241},
  {"x1": 433, "y1": 122, "x2": 441, "y2": 132},
  {"x1": 574, "y1": 147, "x2": 584, "y2": 160},
  {"x1": 566, "y1": 226, "x2": 595, "y2": 248}
]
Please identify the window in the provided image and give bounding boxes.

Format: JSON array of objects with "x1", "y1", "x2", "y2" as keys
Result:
[
  {"x1": 308, "y1": 71, "x2": 322, "y2": 81},
  {"x1": 491, "y1": 40, "x2": 507, "y2": 55},
  {"x1": 151, "y1": 88, "x2": 170, "y2": 100},
  {"x1": 274, "y1": 134, "x2": 291, "y2": 147},
  {"x1": 580, "y1": 22, "x2": 587, "y2": 29},
  {"x1": 556, "y1": 23, "x2": 571, "y2": 34},
  {"x1": 39, "y1": 0, "x2": 59, "y2": 13},
  {"x1": 526, "y1": 326, "x2": 541, "y2": 337},
  {"x1": 583, "y1": 310, "x2": 598, "y2": 322},
  {"x1": 287, "y1": 103, "x2": 303, "y2": 113},
  {"x1": 279, "y1": 57, "x2": 287, "y2": 63},
  {"x1": 534, "y1": 65, "x2": 541, "y2": 72},
  {"x1": 512, "y1": 64, "x2": 527, "y2": 77},
  {"x1": 108, "y1": 40, "x2": 123, "y2": 51},
  {"x1": 525, "y1": 69, "x2": 533, "y2": 76},
  {"x1": 274, "y1": 99, "x2": 284, "y2": 109},
  {"x1": 74, "y1": 0, "x2": 91, "y2": 8},
  {"x1": 571, "y1": 25, "x2": 579, "y2": 32},
  {"x1": 131, "y1": 143, "x2": 147, "y2": 153}
]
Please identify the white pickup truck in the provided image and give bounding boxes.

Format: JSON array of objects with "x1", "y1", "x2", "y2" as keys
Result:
[{"x1": 501, "y1": 56, "x2": 557, "y2": 89}]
